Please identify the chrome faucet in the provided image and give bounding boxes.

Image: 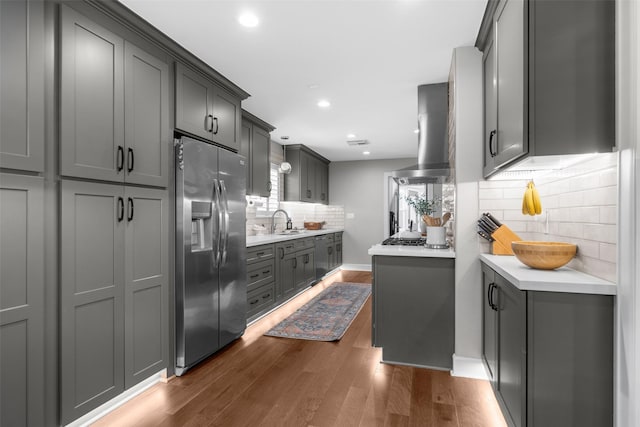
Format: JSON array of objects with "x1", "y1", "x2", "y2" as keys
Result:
[{"x1": 271, "y1": 209, "x2": 291, "y2": 234}]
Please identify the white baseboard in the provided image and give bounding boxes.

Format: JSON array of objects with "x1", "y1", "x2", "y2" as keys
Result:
[
  {"x1": 65, "y1": 370, "x2": 165, "y2": 427},
  {"x1": 340, "y1": 263, "x2": 371, "y2": 271},
  {"x1": 451, "y1": 354, "x2": 488, "y2": 380}
]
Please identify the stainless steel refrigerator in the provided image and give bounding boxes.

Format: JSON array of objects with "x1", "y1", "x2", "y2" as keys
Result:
[{"x1": 175, "y1": 136, "x2": 247, "y2": 376}]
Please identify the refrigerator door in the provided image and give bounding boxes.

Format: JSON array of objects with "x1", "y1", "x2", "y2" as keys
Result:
[
  {"x1": 217, "y1": 149, "x2": 248, "y2": 347},
  {"x1": 175, "y1": 137, "x2": 221, "y2": 374}
]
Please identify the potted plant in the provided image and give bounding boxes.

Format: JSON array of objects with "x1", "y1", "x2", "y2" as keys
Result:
[{"x1": 405, "y1": 194, "x2": 441, "y2": 233}]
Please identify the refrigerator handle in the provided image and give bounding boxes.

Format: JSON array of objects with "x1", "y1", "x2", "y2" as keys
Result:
[
  {"x1": 212, "y1": 178, "x2": 222, "y2": 267},
  {"x1": 219, "y1": 180, "x2": 230, "y2": 266}
]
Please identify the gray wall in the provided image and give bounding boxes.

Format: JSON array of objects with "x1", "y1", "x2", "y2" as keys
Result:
[{"x1": 329, "y1": 158, "x2": 414, "y2": 266}]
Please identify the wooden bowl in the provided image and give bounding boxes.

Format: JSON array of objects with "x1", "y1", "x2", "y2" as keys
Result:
[
  {"x1": 511, "y1": 241, "x2": 577, "y2": 270},
  {"x1": 303, "y1": 221, "x2": 325, "y2": 230}
]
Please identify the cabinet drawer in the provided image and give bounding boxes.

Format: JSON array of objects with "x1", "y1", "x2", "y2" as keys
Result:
[
  {"x1": 334, "y1": 232, "x2": 342, "y2": 242},
  {"x1": 247, "y1": 282, "x2": 275, "y2": 317},
  {"x1": 294, "y1": 237, "x2": 315, "y2": 251},
  {"x1": 247, "y1": 244, "x2": 274, "y2": 264},
  {"x1": 326, "y1": 233, "x2": 335, "y2": 243},
  {"x1": 247, "y1": 259, "x2": 275, "y2": 292},
  {"x1": 276, "y1": 241, "x2": 297, "y2": 257}
]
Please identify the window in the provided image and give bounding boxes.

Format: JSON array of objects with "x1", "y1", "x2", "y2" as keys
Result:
[{"x1": 247, "y1": 163, "x2": 280, "y2": 214}]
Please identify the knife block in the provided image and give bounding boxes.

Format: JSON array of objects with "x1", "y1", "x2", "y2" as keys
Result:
[{"x1": 490, "y1": 225, "x2": 522, "y2": 255}]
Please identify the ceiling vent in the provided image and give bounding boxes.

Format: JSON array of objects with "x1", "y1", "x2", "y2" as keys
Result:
[{"x1": 346, "y1": 139, "x2": 370, "y2": 146}]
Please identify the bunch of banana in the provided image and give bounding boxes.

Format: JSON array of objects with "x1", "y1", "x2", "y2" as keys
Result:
[{"x1": 522, "y1": 180, "x2": 542, "y2": 216}]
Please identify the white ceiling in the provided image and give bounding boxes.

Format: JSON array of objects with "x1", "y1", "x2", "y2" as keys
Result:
[{"x1": 119, "y1": 0, "x2": 487, "y2": 162}]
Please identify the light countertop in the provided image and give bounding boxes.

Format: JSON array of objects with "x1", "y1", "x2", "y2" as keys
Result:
[
  {"x1": 480, "y1": 254, "x2": 616, "y2": 295},
  {"x1": 368, "y1": 244, "x2": 456, "y2": 259},
  {"x1": 246, "y1": 228, "x2": 344, "y2": 247}
]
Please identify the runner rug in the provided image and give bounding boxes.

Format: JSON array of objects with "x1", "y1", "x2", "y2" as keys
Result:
[{"x1": 264, "y1": 282, "x2": 371, "y2": 341}]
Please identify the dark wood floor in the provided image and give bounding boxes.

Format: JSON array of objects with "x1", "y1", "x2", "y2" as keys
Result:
[{"x1": 93, "y1": 271, "x2": 506, "y2": 427}]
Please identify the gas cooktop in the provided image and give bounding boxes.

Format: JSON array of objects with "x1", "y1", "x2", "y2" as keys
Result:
[{"x1": 381, "y1": 237, "x2": 426, "y2": 246}]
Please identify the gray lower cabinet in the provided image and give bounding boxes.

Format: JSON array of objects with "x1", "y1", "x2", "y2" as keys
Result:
[
  {"x1": 247, "y1": 237, "x2": 318, "y2": 321},
  {"x1": 0, "y1": 0, "x2": 45, "y2": 172},
  {"x1": 60, "y1": 181, "x2": 168, "y2": 424},
  {"x1": 328, "y1": 232, "x2": 343, "y2": 270},
  {"x1": 241, "y1": 111, "x2": 275, "y2": 197},
  {"x1": 372, "y1": 256, "x2": 455, "y2": 369},
  {"x1": 60, "y1": 5, "x2": 169, "y2": 187},
  {"x1": 0, "y1": 174, "x2": 45, "y2": 427},
  {"x1": 481, "y1": 262, "x2": 613, "y2": 427},
  {"x1": 175, "y1": 63, "x2": 242, "y2": 152},
  {"x1": 246, "y1": 244, "x2": 276, "y2": 320}
]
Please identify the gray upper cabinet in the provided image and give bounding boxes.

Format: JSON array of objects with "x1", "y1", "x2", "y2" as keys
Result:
[
  {"x1": 60, "y1": 6, "x2": 124, "y2": 183},
  {"x1": 60, "y1": 180, "x2": 169, "y2": 423},
  {"x1": 477, "y1": 0, "x2": 615, "y2": 178},
  {"x1": 481, "y1": 0, "x2": 526, "y2": 176},
  {"x1": 283, "y1": 144, "x2": 330, "y2": 204},
  {"x1": 0, "y1": 174, "x2": 45, "y2": 427},
  {"x1": 175, "y1": 63, "x2": 242, "y2": 151},
  {"x1": 0, "y1": 0, "x2": 45, "y2": 172},
  {"x1": 241, "y1": 111, "x2": 275, "y2": 197},
  {"x1": 124, "y1": 42, "x2": 169, "y2": 187},
  {"x1": 60, "y1": 6, "x2": 169, "y2": 186}
]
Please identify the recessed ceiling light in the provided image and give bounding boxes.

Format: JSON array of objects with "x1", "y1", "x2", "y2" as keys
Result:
[
  {"x1": 347, "y1": 133, "x2": 356, "y2": 139},
  {"x1": 317, "y1": 100, "x2": 331, "y2": 108},
  {"x1": 363, "y1": 151, "x2": 371, "y2": 156},
  {"x1": 238, "y1": 12, "x2": 259, "y2": 28},
  {"x1": 308, "y1": 84, "x2": 319, "y2": 89},
  {"x1": 414, "y1": 129, "x2": 420, "y2": 134}
]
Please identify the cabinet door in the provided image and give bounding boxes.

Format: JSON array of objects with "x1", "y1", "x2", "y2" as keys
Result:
[
  {"x1": 175, "y1": 63, "x2": 214, "y2": 141},
  {"x1": 124, "y1": 42, "x2": 169, "y2": 187},
  {"x1": 211, "y1": 85, "x2": 241, "y2": 151},
  {"x1": 314, "y1": 159, "x2": 328, "y2": 204},
  {"x1": 278, "y1": 251, "x2": 297, "y2": 300},
  {"x1": 303, "y1": 250, "x2": 315, "y2": 285},
  {"x1": 252, "y1": 125, "x2": 271, "y2": 197},
  {"x1": 0, "y1": 0, "x2": 45, "y2": 172},
  {"x1": 328, "y1": 243, "x2": 336, "y2": 270},
  {"x1": 482, "y1": 32, "x2": 498, "y2": 176},
  {"x1": 123, "y1": 187, "x2": 168, "y2": 388},
  {"x1": 494, "y1": 0, "x2": 526, "y2": 169},
  {"x1": 496, "y1": 274, "x2": 526, "y2": 427},
  {"x1": 481, "y1": 263, "x2": 498, "y2": 384},
  {"x1": 300, "y1": 152, "x2": 314, "y2": 202},
  {"x1": 335, "y1": 241, "x2": 342, "y2": 266},
  {"x1": 240, "y1": 120, "x2": 252, "y2": 194},
  {"x1": 60, "y1": 181, "x2": 125, "y2": 424},
  {"x1": 0, "y1": 174, "x2": 45, "y2": 427},
  {"x1": 60, "y1": 6, "x2": 124, "y2": 183}
]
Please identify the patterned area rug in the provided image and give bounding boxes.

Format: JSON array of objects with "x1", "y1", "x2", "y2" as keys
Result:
[{"x1": 264, "y1": 282, "x2": 371, "y2": 341}]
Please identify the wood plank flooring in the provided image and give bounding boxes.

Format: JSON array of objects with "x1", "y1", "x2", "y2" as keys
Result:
[{"x1": 93, "y1": 270, "x2": 506, "y2": 427}]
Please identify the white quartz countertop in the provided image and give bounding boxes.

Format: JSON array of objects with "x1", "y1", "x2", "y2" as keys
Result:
[
  {"x1": 480, "y1": 254, "x2": 616, "y2": 295},
  {"x1": 368, "y1": 244, "x2": 456, "y2": 259},
  {"x1": 246, "y1": 228, "x2": 344, "y2": 247}
]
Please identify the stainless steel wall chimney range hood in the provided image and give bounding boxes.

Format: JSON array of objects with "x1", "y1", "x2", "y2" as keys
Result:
[{"x1": 392, "y1": 83, "x2": 450, "y2": 184}]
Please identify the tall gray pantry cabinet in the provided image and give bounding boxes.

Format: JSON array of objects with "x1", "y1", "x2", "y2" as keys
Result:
[
  {"x1": 0, "y1": 0, "x2": 46, "y2": 425},
  {"x1": 58, "y1": 4, "x2": 170, "y2": 425}
]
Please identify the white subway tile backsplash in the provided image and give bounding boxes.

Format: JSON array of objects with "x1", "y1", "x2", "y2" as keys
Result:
[
  {"x1": 599, "y1": 243, "x2": 617, "y2": 263},
  {"x1": 583, "y1": 223, "x2": 616, "y2": 244},
  {"x1": 599, "y1": 206, "x2": 617, "y2": 224},
  {"x1": 478, "y1": 188, "x2": 504, "y2": 199},
  {"x1": 478, "y1": 157, "x2": 618, "y2": 281}
]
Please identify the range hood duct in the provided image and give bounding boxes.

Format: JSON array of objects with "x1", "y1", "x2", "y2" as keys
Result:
[{"x1": 392, "y1": 82, "x2": 450, "y2": 184}]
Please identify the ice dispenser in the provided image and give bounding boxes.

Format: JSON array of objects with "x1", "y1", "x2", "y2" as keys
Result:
[{"x1": 191, "y1": 201, "x2": 214, "y2": 251}]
